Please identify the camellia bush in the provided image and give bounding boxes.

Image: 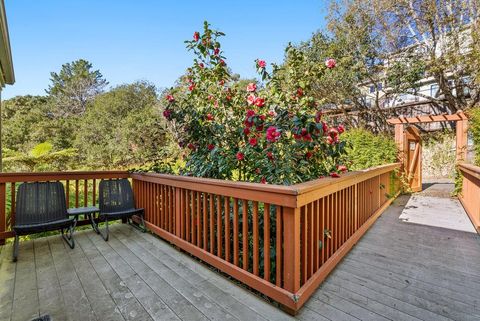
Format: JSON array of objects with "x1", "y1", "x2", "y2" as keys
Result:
[{"x1": 163, "y1": 22, "x2": 348, "y2": 185}]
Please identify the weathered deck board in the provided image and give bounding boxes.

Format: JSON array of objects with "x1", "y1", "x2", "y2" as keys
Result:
[{"x1": 1, "y1": 192, "x2": 479, "y2": 321}]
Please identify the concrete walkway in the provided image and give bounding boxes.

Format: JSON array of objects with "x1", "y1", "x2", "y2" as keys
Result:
[{"x1": 399, "y1": 179, "x2": 477, "y2": 233}]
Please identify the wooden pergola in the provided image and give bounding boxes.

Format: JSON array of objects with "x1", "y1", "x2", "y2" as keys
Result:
[{"x1": 387, "y1": 111, "x2": 468, "y2": 192}]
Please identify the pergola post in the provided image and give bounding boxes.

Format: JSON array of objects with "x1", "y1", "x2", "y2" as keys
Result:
[
  {"x1": 456, "y1": 118, "x2": 468, "y2": 162},
  {"x1": 394, "y1": 124, "x2": 405, "y2": 167}
]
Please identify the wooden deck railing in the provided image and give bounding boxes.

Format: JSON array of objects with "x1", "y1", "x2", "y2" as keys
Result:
[
  {"x1": 458, "y1": 163, "x2": 480, "y2": 232},
  {"x1": 0, "y1": 165, "x2": 400, "y2": 313},
  {"x1": 131, "y1": 162, "x2": 401, "y2": 313},
  {"x1": 0, "y1": 171, "x2": 129, "y2": 243}
]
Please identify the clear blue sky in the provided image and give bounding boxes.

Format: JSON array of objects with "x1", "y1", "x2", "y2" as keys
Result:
[{"x1": 2, "y1": 0, "x2": 328, "y2": 99}]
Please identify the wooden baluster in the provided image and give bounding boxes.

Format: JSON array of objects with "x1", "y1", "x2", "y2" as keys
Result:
[
  {"x1": 10, "y1": 183, "x2": 16, "y2": 228},
  {"x1": 275, "y1": 206, "x2": 282, "y2": 287},
  {"x1": 242, "y1": 200, "x2": 248, "y2": 271},
  {"x1": 175, "y1": 187, "x2": 181, "y2": 237},
  {"x1": 197, "y1": 191, "x2": 201, "y2": 247},
  {"x1": 250, "y1": 201, "x2": 256, "y2": 273},
  {"x1": 92, "y1": 179, "x2": 96, "y2": 206},
  {"x1": 75, "y1": 180, "x2": 79, "y2": 208},
  {"x1": 233, "y1": 198, "x2": 239, "y2": 266},
  {"x1": 192, "y1": 191, "x2": 197, "y2": 245},
  {"x1": 301, "y1": 206, "x2": 307, "y2": 285},
  {"x1": 185, "y1": 191, "x2": 190, "y2": 242},
  {"x1": 308, "y1": 202, "x2": 314, "y2": 280},
  {"x1": 66, "y1": 180, "x2": 70, "y2": 208},
  {"x1": 84, "y1": 179, "x2": 88, "y2": 206},
  {"x1": 209, "y1": 194, "x2": 215, "y2": 254},
  {"x1": 320, "y1": 198, "x2": 325, "y2": 265},
  {"x1": 216, "y1": 195, "x2": 222, "y2": 258},
  {"x1": 313, "y1": 200, "x2": 318, "y2": 272},
  {"x1": 283, "y1": 206, "x2": 300, "y2": 293},
  {"x1": 203, "y1": 193, "x2": 207, "y2": 251},
  {"x1": 224, "y1": 197, "x2": 231, "y2": 262},
  {"x1": 264, "y1": 203, "x2": 270, "y2": 282}
]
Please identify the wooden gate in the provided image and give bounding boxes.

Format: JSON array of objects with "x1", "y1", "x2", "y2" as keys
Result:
[{"x1": 404, "y1": 126, "x2": 422, "y2": 192}]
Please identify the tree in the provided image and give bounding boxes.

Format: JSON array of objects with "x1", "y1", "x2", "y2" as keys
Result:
[
  {"x1": 47, "y1": 59, "x2": 108, "y2": 117},
  {"x1": 75, "y1": 81, "x2": 173, "y2": 169}
]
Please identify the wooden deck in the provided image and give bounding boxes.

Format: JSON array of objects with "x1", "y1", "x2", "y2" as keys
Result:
[{"x1": 1, "y1": 194, "x2": 480, "y2": 321}]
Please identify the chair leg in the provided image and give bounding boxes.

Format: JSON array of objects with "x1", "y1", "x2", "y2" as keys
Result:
[
  {"x1": 98, "y1": 216, "x2": 109, "y2": 241},
  {"x1": 12, "y1": 235, "x2": 19, "y2": 262},
  {"x1": 61, "y1": 225, "x2": 75, "y2": 249}
]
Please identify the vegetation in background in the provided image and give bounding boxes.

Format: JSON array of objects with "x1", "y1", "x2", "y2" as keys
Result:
[
  {"x1": 422, "y1": 131, "x2": 456, "y2": 178},
  {"x1": 341, "y1": 128, "x2": 397, "y2": 170},
  {"x1": 469, "y1": 107, "x2": 480, "y2": 166}
]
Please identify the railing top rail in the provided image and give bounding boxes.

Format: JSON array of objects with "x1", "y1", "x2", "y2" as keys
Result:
[
  {"x1": 0, "y1": 170, "x2": 129, "y2": 183},
  {"x1": 458, "y1": 162, "x2": 480, "y2": 180}
]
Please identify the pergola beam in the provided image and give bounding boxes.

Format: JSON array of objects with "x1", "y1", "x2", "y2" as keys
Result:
[{"x1": 386, "y1": 112, "x2": 467, "y2": 125}]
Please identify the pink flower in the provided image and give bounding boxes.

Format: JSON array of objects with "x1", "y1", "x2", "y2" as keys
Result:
[
  {"x1": 247, "y1": 94, "x2": 256, "y2": 105},
  {"x1": 166, "y1": 94, "x2": 175, "y2": 103},
  {"x1": 207, "y1": 144, "x2": 215, "y2": 151},
  {"x1": 330, "y1": 172, "x2": 340, "y2": 178},
  {"x1": 337, "y1": 124, "x2": 345, "y2": 134},
  {"x1": 206, "y1": 113, "x2": 214, "y2": 121},
  {"x1": 257, "y1": 60, "x2": 266, "y2": 68},
  {"x1": 249, "y1": 138, "x2": 258, "y2": 146},
  {"x1": 214, "y1": 48, "x2": 220, "y2": 55},
  {"x1": 266, "y1": 126, "x2": 281, "y2": 142},
  {"x1": 246, "y1": 83, "x2": 257, "y2": 92},
  {"x1": 193, "y1": 32, "x2": 200, "y2": 42},
  {"x1": 236, "y1": 152, "x2": 245, "y2": 161},
  {"x1": 337, "y1": 165, "x2": 348, "y2": 172},
  {"x1": 254, "y1": 97, "x2": 265, "y2": 107},
  {"x1": 325, "y1": 58, "x2": 336, "y2": 69}
]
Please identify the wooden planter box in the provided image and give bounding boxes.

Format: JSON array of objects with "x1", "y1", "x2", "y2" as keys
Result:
[{"x1": 0, "y1": 163, "x2": 401, "y2": 314}]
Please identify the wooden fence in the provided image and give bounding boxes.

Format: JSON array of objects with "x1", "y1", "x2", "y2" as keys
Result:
[
  {"x1": 0, "y1": 171, "x2": 129, "y2": 242},
  {"x1": 0, "y1": 164, "x2": 400, "y2": 313},
  {"x1": 131, "y1": 162, "x2": 401, "y2": 313},
  {"x1": 458, "y1": 163, "x2": 480, "y2": 233}
]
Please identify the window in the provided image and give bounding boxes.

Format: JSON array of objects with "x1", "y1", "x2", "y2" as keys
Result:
[{"x1": 430, "y1": 84, "x2": 439, "y2": 97}]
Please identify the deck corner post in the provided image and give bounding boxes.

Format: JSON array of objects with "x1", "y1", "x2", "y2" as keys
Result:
[{"x1": 282, "y1": 206, "x2": 301, "y2": 295}]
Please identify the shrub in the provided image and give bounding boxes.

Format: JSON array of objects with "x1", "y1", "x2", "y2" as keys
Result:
[
  {"x1": 468, "y1": 107, "x2": 480, "y2": 166},
  {"x1": 161, "y1": 22, "x2": 348, "y2": 185},
  {"x1": 342, "y1": 128, "x2": 397, "y2": 170}
]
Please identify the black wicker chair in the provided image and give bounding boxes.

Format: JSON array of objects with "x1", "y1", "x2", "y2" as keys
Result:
[
  {"x1": 97, "y1": 179, "x2": 146, "y2": 241},
  {"x1": 13, "y1": 182, "x2": 74, "y2": 261}
]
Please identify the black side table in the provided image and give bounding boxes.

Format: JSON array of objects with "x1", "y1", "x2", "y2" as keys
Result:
[{"x1": 67, "y1": 206, "x2": 100, "y2": 233}]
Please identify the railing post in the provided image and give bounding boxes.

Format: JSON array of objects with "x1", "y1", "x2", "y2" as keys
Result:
[
  {"x1": 0, "y1": 183, "x2": 5, "y2": 245},
  {"x1": 354, "y1": 183, "x2": 358, "y2": 230},
  {"x1": 282, "y1": 206, "x2": 300, "y2": 294},
  {"x1": 175, "y1": 187, "x2": 181, "y2": 237}
]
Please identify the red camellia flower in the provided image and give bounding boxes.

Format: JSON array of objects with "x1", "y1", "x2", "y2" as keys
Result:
[
  {"x1": 166, "y1": 94, "x2": 175, "y2": 102},
  {"x1": 243, "y1": 127, "x2": 250, "y2": 135},
  {"x1": 249, "y1": 138, "x2": 258, "y2": 146},
  {"x1": 322, "y1": 121, "x2": 328, "y2": 134},
  {"x1": 207, "y1": 144, "x2": 215, "y2": 151},
  {"x1": 297, "y1": 88, "x2": 304, "y2": 97},
  {"x1": 301, "y1": 128, "x2": 308, "y2": 135},
  {"x1": 254, "y1": 97, "x2": 265, "y2": 107},
  {"x1": 325, "y1": 58, "x2": 336, "y2": 69},
  {"x1": 219, "y1": 79, "x2": 225, "y2": 86},
  {"x1": 306, "y1": 151, "x2": 313, "y2": 159},
  {"x1": 303, "y1": 134, "x2": 312, "y2": 142},
  {"x1": 219, "y1": 59, "x2": 226, "y2": 66},
  {"x1": 330, "y1": 172, "x2": 340, "y2": 178},
  {"x1": 163, "y1": 109, "x2": 172, "y2": 119},
  {"x1": 188, "y1": 83, "x2": 195, "y2": 91},
  {"x1": 246, "y1": 83, "x2": 257, "y2": 92},
  {"x1": 246, "y1": 109, "x2": 255, "y2": 118},
  {"x1": 337, "y1": 124, "x2": 345, "y2": 134},
  {"x1": 260, "y1": 177, "x2": 267, "y2": 184},
  {"x1": 315, "y1": 111, "x2": 323, "y2": 123},
  {"x1": 236, "y1": 152, "x2": 245, "y2": 161},
  {"x1": 193, "y1": 32, "x2": 200, "y2": 42},
  {"x1": 337, "y1": 165, "x2": 348, "y2": 172},
  {"x1": 326, "y1": 136, "x2": 334, "y2": 145},
  {"x1": 214, "y1": 48, "x2": 220, "y2": 55},
  {"x1": 266, "y1": 151, "x2": 274, "y2": 160},
  {"x1": 187, "y1": 143, "x2": 196, "y2": 150},
  {"x1": 268, "y1": 110, "x2": 276, "y2": 117},
  {"x1": 206, "y1": 113, "x2": 214, "y2": 121},
  {"x1": 247, "y1": 94, "x2": 256, "y2": 105},
  {"x1": 199, "y1": 63, "x2": 204, "y2": 69},
  {"x1": 266, "y1": 126, "x2": 281, "y2": 142},
  {"x1": 257, "y1": 60, "x2": 266, "y2": 68}
]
